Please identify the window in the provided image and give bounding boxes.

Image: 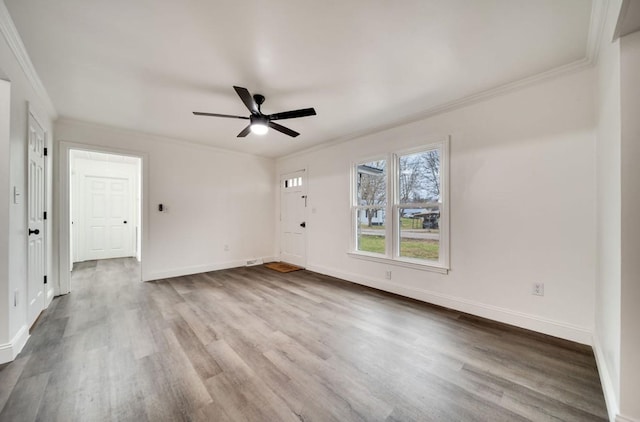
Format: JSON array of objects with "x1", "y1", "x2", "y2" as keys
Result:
[
  {"x1": 354, "y1": 159, "x2": 387, "y2": 255},
  {"x1": 284, "y1": 176, "x2": 302, "y2": 188},
  {"x1": 350, "y1": 139, "x2": 449, "y2": 272}
]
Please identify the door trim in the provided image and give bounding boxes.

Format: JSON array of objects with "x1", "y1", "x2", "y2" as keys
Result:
[
  {"x1": 58, "y1": 142, "x2": 149, "y2": 294},
  {"x1": 279, "y1": 169, "x2": 307, "y2": 268}
]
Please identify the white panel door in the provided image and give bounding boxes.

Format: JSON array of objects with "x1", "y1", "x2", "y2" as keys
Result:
[
  {"x1": 280, "y1": 171, "x2": 306, "y2": 267},
  {"x1": 27, "y1": 113, "x2": 46, "y2": 327},
  {"x1": 84, "y1": 176, "x2": 134, "y2": 260}
]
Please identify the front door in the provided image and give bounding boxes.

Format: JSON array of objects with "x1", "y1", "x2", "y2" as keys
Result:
[
  {"x1": 84, "y1": 176, "x2": 134, "y2": 260},
  {"x1": 27, "y1": 113, "x2": 46, "y2": 327},
  {"x1": 280, "y1": 171, "x2": 306, "y2": 267}
]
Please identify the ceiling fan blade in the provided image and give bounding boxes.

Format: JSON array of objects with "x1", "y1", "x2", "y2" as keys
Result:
[
  {"x1": 269, "y1": 108, "x2": 317, "y2": 121},
  {"x1": 237, "y1": 125, "x2": 251, "y2": 137},
  {"x1": 233, "y1": 86, "x2": 259, "y2": 114},
  {"x1": 193, "y1": 111, "x2": 249, "y2": 119},
  {"x1": 268, "y1": 121, "x2": 300, "y2": 137}
]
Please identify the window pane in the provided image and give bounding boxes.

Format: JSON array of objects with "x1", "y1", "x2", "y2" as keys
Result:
[
  {"x1": 398, "y1": 205, "x2": 439, "y2": 261},
  {"x1": 356, "y1": 208, "x2": 386, "y2": 254},
  {"x1": 399, "y1": 149, "x2": 440, "y2": 206},
  {"x1": 356, "y1": 160, "x2": 386, "y2": 206}
]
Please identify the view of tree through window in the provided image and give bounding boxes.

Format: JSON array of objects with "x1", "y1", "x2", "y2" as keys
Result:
[
  {"x1": 355, "y1": 160, "x2": 386, "y2": 254},
  {"x1": 398, "y1": 149, "x2": 440, "y2": 261},
  {"x1": 352, "y1": 141, "x2": 448, "y2": 268}
]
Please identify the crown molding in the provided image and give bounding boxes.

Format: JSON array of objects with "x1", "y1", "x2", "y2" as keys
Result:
[
  {"x1": 0, "y1": 1, "x2": 57, "y2": 119},
  {"x1": 55, "y1": 117, "x2": 274, "y2": 161},
  {"x1": 278, "y1": 56, "x2": 592, "y2": 162},
  {"x1": 587, "y1": 0, "x2": 609, "y2": 64},
  {"x1": 277, "y1": 1, "x2": 610, "y2": 163}
]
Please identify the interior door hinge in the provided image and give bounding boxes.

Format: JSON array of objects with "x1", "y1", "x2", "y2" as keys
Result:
[
  {"x1": 43, "y1": 211, "x2": 47, "y2": 220},
  {"x1": 44, "y1": 147, "x2": 48, "y2": 157},
  {"x1": 44, "y1": 275, "x2": 47, "y2": 284}
]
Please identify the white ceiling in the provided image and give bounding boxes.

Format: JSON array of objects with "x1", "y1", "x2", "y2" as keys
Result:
[
  {"x1": 5, "y1": 0, "x2": 595, "y2": 158},
  {"x1": 616, "y1": 0, "x2": 640, "y2": 37}
]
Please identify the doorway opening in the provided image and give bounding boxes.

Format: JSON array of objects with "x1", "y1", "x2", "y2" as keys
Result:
[{"x1": 69, "y1": 149, "x2": 142, "y2": 285}]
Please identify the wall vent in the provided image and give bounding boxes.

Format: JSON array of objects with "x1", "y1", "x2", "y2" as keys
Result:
[{"x1": 246, "y1": 259, "x2": 263, "y2": 267}]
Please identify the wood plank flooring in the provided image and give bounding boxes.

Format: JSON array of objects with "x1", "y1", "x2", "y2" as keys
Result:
[{"x1": 0, "y1": 258, "x2": 608, "y2": 421}]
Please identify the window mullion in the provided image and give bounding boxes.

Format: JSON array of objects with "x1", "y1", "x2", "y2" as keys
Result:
[{"x1": 389, "y1": 153, "x2": 397, "y2": 259}]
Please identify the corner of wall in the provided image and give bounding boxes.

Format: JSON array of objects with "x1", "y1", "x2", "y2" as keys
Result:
[
  {"x1": 0, "y1": 324, "x2": 29, "y2": 364},
  {"x1": 594, "y1": 330, "x2": 621, "y2": 422}
]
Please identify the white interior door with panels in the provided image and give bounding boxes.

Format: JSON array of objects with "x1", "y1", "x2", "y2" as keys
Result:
[
  {"x1": 72, "y1": 151, "x2": 139, "y2": 262},
  {"x1": 280, "y1": 170, "x2": 307, "y2": 267},
  {"x1": 27, "y1": 112, "x2": 46, "y2": 327},
  {"x1": 83, "y1": 176, "x2": 133, "y2": 260}
]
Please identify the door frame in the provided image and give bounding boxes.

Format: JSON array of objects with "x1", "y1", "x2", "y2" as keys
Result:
[
  {"x1": 279, "y1": 168, "x2": 307, "y2": 267},
  {"x1": 72, "y1": 155, "x2": 138, "y2": 262},
  {"x1": 58, "y1": 141, "x2": 149, "y2": 294}
]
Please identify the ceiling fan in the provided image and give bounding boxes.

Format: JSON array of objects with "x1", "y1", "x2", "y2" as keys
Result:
[{"x1": 193, "y1": 86, "x2": 317, "y2": 138}]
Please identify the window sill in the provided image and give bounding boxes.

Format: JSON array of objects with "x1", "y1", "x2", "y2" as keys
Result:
[{"x1": 347, "y1": 252, "x2": 449, "y2": 274}]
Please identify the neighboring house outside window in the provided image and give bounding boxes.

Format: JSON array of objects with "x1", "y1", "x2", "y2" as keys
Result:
[{"x1": 350, "y1": 138, "x2": 449, "y2": 273}]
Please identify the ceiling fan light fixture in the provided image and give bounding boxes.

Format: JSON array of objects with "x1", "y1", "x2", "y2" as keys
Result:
[
  {"x1": 250, "y1": 122, "x2": 269, "y2": 135},
  {"x1": 250, "y1": 114, "x2": 269, "y2": 135},
  {"x1": 193, "y1": 86, "x2": 315, "y2": 138}
]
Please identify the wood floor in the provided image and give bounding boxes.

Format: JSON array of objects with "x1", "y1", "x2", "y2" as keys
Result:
[{"x1": 0, "y1": 259, "x2": 607, "y2": 422}]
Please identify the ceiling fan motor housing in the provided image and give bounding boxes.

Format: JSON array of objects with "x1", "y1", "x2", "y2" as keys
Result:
[{"x1": 250, "y1": 114, "x2": 269, "y2": 126}]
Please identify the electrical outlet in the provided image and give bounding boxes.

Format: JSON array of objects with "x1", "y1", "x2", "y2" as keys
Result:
[
  {"x1": 533, "y1": 282, "x2": 544, "y2": 296},
  {"x1": 385, "y1": 270, "x2": 392, "y2": 280}
]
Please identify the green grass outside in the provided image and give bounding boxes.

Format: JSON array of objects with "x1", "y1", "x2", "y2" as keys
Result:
[
  {"x1": 357, "y1": 235, "x2": 439, "y2": 260},
  {"x1": 358, "y1": 235, "x2": 386, "y2": 254}
]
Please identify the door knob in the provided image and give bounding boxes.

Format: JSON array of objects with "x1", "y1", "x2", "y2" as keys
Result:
[
  {"x1": 123, "y1": 221, "x2": 127, "y2": 224},
  {"x1": 300, "y1": 222, "x2": 306, "y2": 228},
  {"x1": 29, "y1": 228, "x2": 40, "y2": 235}
]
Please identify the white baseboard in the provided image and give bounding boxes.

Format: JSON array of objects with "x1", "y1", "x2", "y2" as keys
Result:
[
  {"x1": 143, "y1": 256, "x2": 276, "y2": 281},
  {"x1": 0, "y1": 325, "x2": 30, "y2": 364},
  {"x1": 593, "y1": 331, "x2": 619, "y2": 422},
  {"x1": 306, "y1": 263, "x2": 593, "y2": 345},
  {"x1": 46, "y1": 287, "x2": 55, "y2": 307}
]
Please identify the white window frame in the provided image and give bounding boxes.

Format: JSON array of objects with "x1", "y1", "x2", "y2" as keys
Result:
[
  {"x1": 350, "y1": 154, "x2": 390, "y2": 259},
  {"x1": 349, "y1": 137, "x2": 450, "y2": 274}
]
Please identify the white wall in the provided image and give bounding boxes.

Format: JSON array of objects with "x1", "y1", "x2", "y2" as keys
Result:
[
  {"x1": 277, "y1": 68, "x2": 596, "y2": 344},
  {"x1": 619, "y1": 28, "x2": 640, "y2": 422},
  {"x1": 594, "y1": 0, "x2": 623, "y2": 419},
  {"x1": 0, "y1": 19, "x2": 55, "y2": 362},
  {"x1": 6, "y1": 65, "x2": 54, "y2": 356},
  {"x1": 0, "y1": 79, "x2": 9, "y2": 350},
  {"x1": 54, "y1": 119, "x2": 277, "y2": 283}
]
